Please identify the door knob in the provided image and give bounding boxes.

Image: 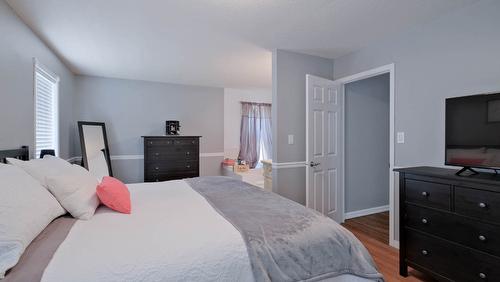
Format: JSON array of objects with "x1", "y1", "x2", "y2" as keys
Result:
[{"x1": 309, "y1": 161, "x2": 321, "y2": 168}]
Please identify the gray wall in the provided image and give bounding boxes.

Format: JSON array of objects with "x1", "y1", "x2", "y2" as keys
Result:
[
  {"x1": 333, "y1": 0, "x2": 500, "y2": 241},
  {"x1": 345, "y1": 74, "x2": 390, "y2": 213},
  {"x1": 0, "y1": 0, "x2": 76, "y2": 158},
  {"x1": 74, "y1": 75, "x2": 225, "y2": 183},
  {"x1": 272, "y1": 49, "x2": 334, "y2": 204}
]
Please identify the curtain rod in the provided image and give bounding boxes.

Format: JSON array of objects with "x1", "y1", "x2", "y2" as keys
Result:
[{"x1": 240, "y1": 101, "x2": 272, "y2": 106}]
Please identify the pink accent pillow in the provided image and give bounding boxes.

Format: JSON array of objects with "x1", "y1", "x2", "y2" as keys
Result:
[{"x1": 96, "y1": 177, "x2": 131, "y2": 214}]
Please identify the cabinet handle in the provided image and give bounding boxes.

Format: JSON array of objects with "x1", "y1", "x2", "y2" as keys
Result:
[
  {"x1": 186, "y1": 165, "x2": 191, "y2": 168},
  {"x1": 479, "y1": 273, "x2": 486, "y2": 279},
  {"x1": 478, "y1": 202, "x2": 487, "y2": 208},
  {"x1": 478, "y1": 235, "x2": 486, "y2": 241},
  {"x1": 192, "y1": 141, "x2": 195, "y2": 144},
  {"x1": 186, "y1": 151, "x2": 190, "y2": 155},
  {"x1": 155, "y1": 167, "x2": 159, "y2": 170},
  {"x1": 421, "y1": 250, "x2": 428, "y2": 256},
  {"x1": 421, "y1": 191, "x2": 429, "y2": 197},
  {"x1": 155, "y1": 153, "x2": 159, "y2": 156},
  {"x1": 421, "y1": 218, "x2": 428, "y2": 224}
]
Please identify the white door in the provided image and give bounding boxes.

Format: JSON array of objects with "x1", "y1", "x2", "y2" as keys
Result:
[{"x1": 306, "y1": 74, "x2": 343, "y2": 222}]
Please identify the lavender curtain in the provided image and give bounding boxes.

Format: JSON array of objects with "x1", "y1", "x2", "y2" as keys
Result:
[{"x1": 238, "y1": 102, "x2": 272, "y2": 168}]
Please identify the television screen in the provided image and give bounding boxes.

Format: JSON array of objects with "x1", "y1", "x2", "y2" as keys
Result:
[{"x1": 446, "y1": 93, "x2": 500, "y2": 169}]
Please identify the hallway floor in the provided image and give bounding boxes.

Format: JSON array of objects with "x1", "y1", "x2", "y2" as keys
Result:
[{"x1": 343, "y1": 211, "x2": 390, "y2": 245}]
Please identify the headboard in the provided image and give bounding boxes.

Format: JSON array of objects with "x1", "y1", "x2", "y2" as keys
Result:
[{"x1": 0, "y1": 146, "x2": 29, "y2": 163}]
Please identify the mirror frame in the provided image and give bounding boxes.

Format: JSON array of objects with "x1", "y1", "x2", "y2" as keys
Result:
[{"x1": 78, "y1": 121, "x2": 113, "y2": 177}]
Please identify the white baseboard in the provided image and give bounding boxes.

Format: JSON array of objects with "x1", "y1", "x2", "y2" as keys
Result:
[
  {"x1": 345, "y1": 205, "x2": 390, "y2": 220},
  {"x1": 390, "y1": 239, "x2": 399, "y2": 249}
]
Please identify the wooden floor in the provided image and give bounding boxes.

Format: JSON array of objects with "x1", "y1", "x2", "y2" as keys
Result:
[
  {"x1": 343, "y1": 212, "x2": 390, "y2": 245},
  {"x1": 342, "y1": 212, "x2": 437, "y2": 282}
]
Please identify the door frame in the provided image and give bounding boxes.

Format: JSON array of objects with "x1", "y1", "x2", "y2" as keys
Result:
[{"x1": 334, "y1": 63, "x2": 397, "y2": 248}]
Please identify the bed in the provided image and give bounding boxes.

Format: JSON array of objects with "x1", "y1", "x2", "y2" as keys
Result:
[{"x1": 1, "y1": 147, "x2": 384, "y2": 282}]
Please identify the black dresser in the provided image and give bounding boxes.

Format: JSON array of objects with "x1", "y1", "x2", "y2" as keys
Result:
[
  {"x1": 396, "y1": 166, "x2": 500, "y2": 281},
  {"x1": 142, "y1": 136, "x2": 201, "y2": 182}
]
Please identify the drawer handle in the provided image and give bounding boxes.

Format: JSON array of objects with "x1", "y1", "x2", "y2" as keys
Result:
[
  {"x1": 478, "y1": 202, "x2": 487, "y2": 208},
  {"x1": 186, "y1": 152, "x2": 190, "y2": 155},
  {"x1": 421, "y1": 218, "x2": 428, "y2": 224},
  {"x1": 186, "y1": 165, "x2": 191, "y2": 168},
  {"x1": 155, "y1": 167, "x2": 159, "y2": 170},
  {"x1": 479, "y1": 235, "x2": 487, "y2": 241},
  {"x1": 155, "y1": 153, "x2": 160, "y2": 156},
  {"x1": 479, "y1": 273, "x2": 486, "y2": 279},
  {"x1": 421, "y1": 250, "x2": 429, "y2": 256},
  {"x1": 192, "y1": 141, "x2": 195, "y2": 144},
  {"x1": 421, "y1": 191, "x2": 429, "y2": 197}
]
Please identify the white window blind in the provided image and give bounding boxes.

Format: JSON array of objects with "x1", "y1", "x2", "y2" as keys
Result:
[{"x1": 34, "y1": 60, "x2": 59, "y2": 158}]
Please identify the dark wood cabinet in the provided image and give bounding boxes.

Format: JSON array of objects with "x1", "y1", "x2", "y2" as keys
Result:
[
  {"x1": 143, "y1": 136, "x2": 200, "y2": 182},
  {"x1": 396, "y1": 167, "x2": 500, "y2": 281}
]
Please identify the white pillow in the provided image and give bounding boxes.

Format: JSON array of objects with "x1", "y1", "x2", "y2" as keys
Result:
[
  {"x1": 0, "y1": 163, "x2": 66, "y2": 278},
  {"x1": 7, "y1": 155, "x2": 72, "y2": 188},
  {"x1": 45, "y1": 164, "x2": 100, "y2": 220}
]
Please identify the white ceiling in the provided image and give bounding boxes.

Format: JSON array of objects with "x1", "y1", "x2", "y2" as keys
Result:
[{"x1": 7, "y1": 0, "x2": 477, "y2": 88}]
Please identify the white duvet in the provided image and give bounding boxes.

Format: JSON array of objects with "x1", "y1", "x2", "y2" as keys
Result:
[
  {"x1": 41, "y1": 180, "x2": 254, "y2": 282},
  {"x1": 41, "y1": 180, "x2": 373, "y2": 282}
]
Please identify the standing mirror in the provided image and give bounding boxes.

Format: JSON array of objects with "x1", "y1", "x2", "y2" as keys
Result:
[{"x1": 78, "y1": 121, "x2": 113, "y2": 180}]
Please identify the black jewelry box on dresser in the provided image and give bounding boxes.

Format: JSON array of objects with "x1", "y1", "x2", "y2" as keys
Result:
[
  {"x1": 396, "y1": 166, "x2": 500, "y2": 281},
  {"x1": 142, "y1": 136, "x2": 201, "y2": 182}
]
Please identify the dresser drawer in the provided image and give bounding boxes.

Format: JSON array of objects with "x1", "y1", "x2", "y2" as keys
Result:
[
  {"x1": 146, "y1": 161, "x2": 198, "y2": 173},
  {"x1": 171, "y1": 138, "x2": 199, "y2": 146},
  {"x1": 146, "y1": 150, "x2": 199, "y2": 161},
  {"x1": 406, "y1": 205, "x2": 500, "y2": 257},
  {"x1": 145, "y1": 171, "x2": 198, "y2": 182},
  {"x1": 455, "y1": 186, "x2": 500, "y2": 224},
  {"x1": 405, "y1": 179, "x2": 451, "y2": 210},
  {"x1": 145, "y1": 139, "x2": 174, "y2": 146},
  {"x1": 406, "y1": 229, "x2": 500, "y2": 281},
  {"x1": 145, "y1": 138, "x2": 199, "y2": 147}
]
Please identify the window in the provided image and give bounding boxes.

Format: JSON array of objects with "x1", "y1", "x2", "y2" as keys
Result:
[
  {"x1": 239, "y1": 102, "x2": 272, "y2": 168},
  {"x1": 34, "y1": 59, "x2": 59, "y2": 158}
]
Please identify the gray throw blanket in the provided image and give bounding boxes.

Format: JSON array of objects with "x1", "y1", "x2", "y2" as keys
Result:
[{"x1": 185, "y1": 177, "x2": 384, "y2": 282}]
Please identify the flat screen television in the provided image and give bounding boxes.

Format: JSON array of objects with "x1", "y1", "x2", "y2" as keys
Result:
[{"x1": 446, "y1": 92, "x2": 500, "y2": 174}]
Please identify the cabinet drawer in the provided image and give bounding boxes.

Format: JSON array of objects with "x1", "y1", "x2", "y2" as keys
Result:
[
  {"x1": 171, "y1": 138, "x2": 199, "y2": 146},
  {"x1": 405, "y1": 179, "x2": 451, "y2": 210},
  {"x1": 455, "y1": 186, "x2": 500, "y2": 225},
  {"x1": 145, "y1": 171, "x2": 198, "y2": 182},
  {"x1": 146, "y1": 161, "x2": 198, "y2": 173},
  {"x1": 145, "y1": 138, "x2": 199, "y2": 147},
  {"x1": 145, "y1": 139, "x2": 174, "y2": 146},
  {"x1": 146, "y1": 150, "x2": 199, "y2": 161},
  {"x1": 406, "y1": 229, "x2": 500, "y2": 281},
  {"x1": 406, "y1": 205, "x2": 500, "y2": 257}
]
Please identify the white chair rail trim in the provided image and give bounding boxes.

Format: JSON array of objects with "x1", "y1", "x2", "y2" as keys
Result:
[
  {"x1": 66, "y1": 152, "x2": 225, "y2": 163},
  {"x1": 272, "y1": 161, "x2": 307, "y2": 169}
]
